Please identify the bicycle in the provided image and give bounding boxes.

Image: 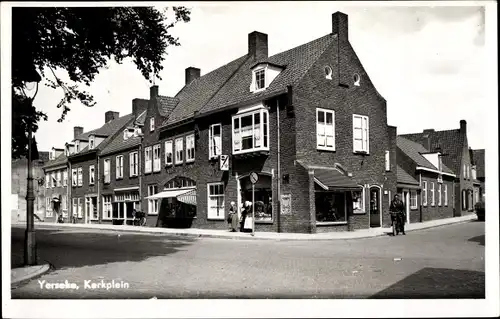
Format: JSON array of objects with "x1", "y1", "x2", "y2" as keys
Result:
[
  {"x1": 133, "y1": 211, "x2": 147, "y2": 226},
  {"x1": 390, "y1": 212, "x2": 405, "y2": 236}
]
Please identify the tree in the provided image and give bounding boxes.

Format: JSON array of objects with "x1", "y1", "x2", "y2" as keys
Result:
[{"x1": 11, "y1": 6, "x2": 191, "y2": 159}]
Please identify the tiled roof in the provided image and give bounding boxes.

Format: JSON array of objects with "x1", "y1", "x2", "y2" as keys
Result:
[
  {"x1": 163, "y1": 55, "x2": 248, "y2": 126},
  {"x1": 397, "y1": 136, "x2": 454, "y2": 174},
  {"x1": 101, "y1": 111, "x2": 147, "y2": 156},
  {"x1": 43, "y1": 153, "x2": 67, "y2": 170},
  {"x1": 472, "y1": 149, "x2": 485, "y2": 178},
  {"x1": 399, "y1": 129, "x2": 463, "y2": 176},
  {"x1": 38, "y1": 151, "x2": 50, "y2": 163},
  {"x1": 397, "y1": 165, "x2": 419, "y2": 185},
  {"x1": 157, "y1": 96, "x2": 179, "y2": 118}
]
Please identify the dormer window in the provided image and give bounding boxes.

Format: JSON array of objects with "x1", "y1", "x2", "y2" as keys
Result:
[
  {"x1": 89, "y1": 135, "x2": 95, "y2": 149},
  {"x1": 255, "y1": 69, "x2": 265, "y2": 90},
  {"x1": 150, "y1": 118, "x2": 155, "y2": 132},
  {"x1": 250, "y1": 63, "x2": 283, "y2": 93},
  {"x1": 75, "y1": 140, "x2": 80, "y2": 153}
]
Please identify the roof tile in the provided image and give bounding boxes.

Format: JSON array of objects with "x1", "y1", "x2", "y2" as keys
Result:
[{"x1": 397, "y1": 165, "x2": 420, "y2": 185}]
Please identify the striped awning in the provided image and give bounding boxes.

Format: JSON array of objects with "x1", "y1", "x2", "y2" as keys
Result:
[
  {"x1": 314, "y1": 168, "x2": 360, "y2": 190},
  {"x1": 177, "y1": 190, "x2": 197, "y2": 206}
]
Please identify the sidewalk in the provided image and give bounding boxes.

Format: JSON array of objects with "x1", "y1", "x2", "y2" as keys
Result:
[
  {"x1": 11, "y1": 214, "x2": 477, "y2": 241},
  {"x1": 11, "y1": 264, "x2": 51, "y2": 288}
]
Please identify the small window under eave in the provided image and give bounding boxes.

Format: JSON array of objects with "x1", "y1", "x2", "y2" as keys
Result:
[{"x1": 249, "y1": 63, "x2": 284, "y2": 93}]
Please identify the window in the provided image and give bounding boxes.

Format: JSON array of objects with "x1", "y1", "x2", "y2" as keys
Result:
[
  {"x1": 77, "y1": 167, "x2": 83, "y2": 186},
  {"x1": 462, "y1": 190, "x2": 466, "y2": 210},
  {"x1": 104, "y1": 159, "x2": 110, "y2": 183},
  {"x1": 209, "y1": 124, "x2": 222, "y2": 159},
  {"x1": 62, "y1": 195, "x2": 68, "y2": 217},
  {"x1": 324, "y1": 66, "x2": 333, "y2": 80},
  {"x1": 72, "y1": 198, "x2": 77, "y2": 217},
  {"x1": 153, "y1": 144, "x2": 161, "y2": 172},
  {"x1": 51, "y1": 172, "x2": 55, "y2": 188},
  {"x1": 129, "y1": 152, "x2": 138, "y2": 177},
  {"x1": 463, "y1": 164, "x2": 467, "y2": 179},
  {"x1": 316, "y1": 108, "x2": 335, "y2": 151},
  {"x1": 75, "y1": 140, "x2": 80, "y2": 152},
  {"x1": 316, "y1": 191, "x2": 347, "y2": 223},
  {"x1": 467, "y1": 165, "x2": 471, "y2": 180},
  {"x1": 45, "y1": 197, "x2": 52, "y2": 217},
  {"x1": 144, "y1": 147, "x2": 152, "y2": 173},
  {"x1": 148, "y1": 185, "x2": 159, "y2": 215},
  {"x1": 430, "y1": 182, "x2": 435, "y2": 206},
  {"x1": 72, "y1": 169, "x2": 77, "y2": 186},
  {"x1": 150, "y1": 117, "x2": 155, "y2": 132},
  {"x1": 422, "y1": 181, "x2": 428, "y2": 206},
  {"x1": 207, "y1": 182, "x2": 225, "y2": 219},
  {"x1": 437, "y1": 183, "x2": 442, "y2": 206},
  {"x1": 385, "y1": 150, "x2": 390, "y2": 171},
  {"x1": 85, "y1": 197, "x2": 98, "y2": 220},
  {"x1": 116, "y1": 155, "x2": 124, "y2": 179},
  {"x1": 56, "y1": 171, "x2": 61, "y2": 187},
  {"x1": 45, "y1": 174, "x2": 49, "y2": 188},
  {"x1": 89, "y1": 135, "x2": 95, "y2": 149},
  {"x1": 102, "y1": 195, "x2": 112, "y2": 220},
  {"x1": 444, "y1": 184, "x2": 448, "y2": 206},
  {"x1": 353, "y1": 114, "x2": 369, "y2": 153},
  {"x1": 89, "y1": 165, "x2": 95, "y2": 185},
  {"x1": 78, "y1": 198, "x2": 83, "y2": 218},
  {"x1": 410, "y1": 191, "x2": 418, "y2": 209},
  {"x1": 175, "y1": 138, "x2": 184, "y2": 164},
  {"x1": 186, "y1": 134, "x2": 195, "y2": 162},
  {"x1": 165, "y1": 141, "x2": 173, "y2": 165},
  {"x1": 352, "y1": 187, "x2": 365, "y2": 213},
  {"x1": 232, "y1": 108, "x2": 269, "y2": 154},
  {"x1": 255, "y1": 68, "x2": 265, "y2": 90},
  {"x1": 63, "y1": 170, "x2": 68, "y2": 187}
]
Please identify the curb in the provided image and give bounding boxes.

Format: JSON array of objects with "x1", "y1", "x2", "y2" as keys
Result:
[
  {"x1": 11, "y1": 263, "x2": 51, "y2": 288},
  {"x1": 12, "y1": 215, "x2": 477, "y2": 241}
]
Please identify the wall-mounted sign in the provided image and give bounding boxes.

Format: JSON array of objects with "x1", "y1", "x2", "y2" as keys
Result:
[
  {"x1": 281, "y1": 194, "x2": 292, "y2": 215},
  {"x1": 219, "y1": 155, "x2": 229, "y2": 171}
]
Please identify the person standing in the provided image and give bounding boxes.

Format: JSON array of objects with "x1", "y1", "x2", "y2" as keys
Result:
[
  {"x1": 240, "y1": 201, "x2": 251, "y2": 232},
  {"x1": 390, "y1": 194, "x2": 406, "y2": 235},
  {"x1": 227, "y1": 201, "x2": 238, "y2": 232}
]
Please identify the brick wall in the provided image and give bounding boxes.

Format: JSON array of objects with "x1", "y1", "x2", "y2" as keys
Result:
[
  {"x1": 11, "y1": 158, "x2": 46, "y2": 223},
  {"x1": 69, "y1": 153, "x2": 98, "y2": 223},
  {"x1": 420, "y1": 173, "x2": 454, "y2": 221}
]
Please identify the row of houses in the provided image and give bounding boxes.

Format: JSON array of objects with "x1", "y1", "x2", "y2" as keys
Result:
[{"x1": 39, "y1": 12, "x2": 486, "y2": 233}]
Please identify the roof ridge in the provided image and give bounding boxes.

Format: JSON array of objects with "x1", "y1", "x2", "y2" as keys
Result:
[
  {"x1": 399, "y1": 128, "x2": 460, "y2": 136},
  {"x1": 268, "y1": 33, "x2": 333, "y2": 61}
]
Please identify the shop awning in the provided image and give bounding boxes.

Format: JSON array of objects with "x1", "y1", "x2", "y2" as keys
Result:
[
  {"x1": 177, "y1": 190, "x2": 197, "y2": 206},
  {"x1": 314, "y1": 168, "x2": 360, "y2": 190},
  {"x1": 145, "y1": 188, "x2": 194, "y2": 200}
]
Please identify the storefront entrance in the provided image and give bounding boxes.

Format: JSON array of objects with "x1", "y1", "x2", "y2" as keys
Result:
[
  {"x1": 112, "y1": 190, "x2": 140, "y2": 225},
  {"x1": 369, "y1": 186, "x2": 381, "y2": 227},
  {"x1": 239, "y1": 173, "x2": 273, "y2": 222}
]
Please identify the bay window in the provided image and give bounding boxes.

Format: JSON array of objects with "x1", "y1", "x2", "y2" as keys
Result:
[
  {"x1": 129, "y1": 151, "x2": 138, "y2": 177},
  {"x1": 207, "y1": 182, "x2": 225, "y2": 219},
  {"x1": 353, "y1": 114, "x2": 369, "y2": 153},
  {"x1": 317, "y1": 108, "x2": 335, "y2": 151},
  {"x1": 232, "y1": 108, "x2": 269, "y2": 154},
  {"x1": 209, "y1": 124, "x2": 222, "y2": 159},
  {"x1": 144, "y1": 146, "x2": 152, "y2": 173},
  {"x1": 153, "y1": 144, "x2": 161, "y2": 172},
  {"x1": 165, "y1": 141, "x2": 173, "y2": 165},
  {"x1": 175, "y1": 138, "x2": 184, "y2": 164},
  {"x1": 186, "y1": 134, "x2": 195, "y2": 162},
  {"x1": 116, "y1": 155, "x2": 124, "y2": 178}
]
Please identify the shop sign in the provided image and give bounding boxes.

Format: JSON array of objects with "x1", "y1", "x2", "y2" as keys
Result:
[
  {"x1": 220, "y1": 155, "x2": 229, "y2": 171},
  {"x1": 280, "y1": 194, "x2": 292, "y2": 215}
]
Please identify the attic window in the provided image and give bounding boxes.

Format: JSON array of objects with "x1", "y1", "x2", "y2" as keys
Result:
[
  {"x1": 353, "y1": 74, "x2": 361, "y2": 86},
  {"x1": 89, "y1": 135, "x2": 95, "y2": 149},
  {"x1": 255, "y1": 69, "x2": 265, "y2": 90},
  {"x1": 150, "y1": 118, "x2": 155, "y2": 132},
  {"x1": 325, "y1": 66, "x2": 333, "y2": 80},
  {"x1": 250, "y1": 63, "x2": 283, "y2": 93},
  {"x1": 75, "y1": 140, "x2": 80, "y2": 152}
]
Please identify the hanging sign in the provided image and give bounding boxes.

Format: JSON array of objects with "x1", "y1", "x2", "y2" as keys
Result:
[{"x1": 219, "y1": 155, "x2": 229, "y2": 171}]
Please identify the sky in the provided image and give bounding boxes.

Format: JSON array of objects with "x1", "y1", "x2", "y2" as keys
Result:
[{"x1": 23, "y1": 2, "x2": 489, "y2": 151}]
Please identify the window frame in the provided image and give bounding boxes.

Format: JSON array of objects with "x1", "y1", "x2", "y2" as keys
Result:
[
  {"x1": 316, "y1": 108, "x2": 336, "y2": 151},
  {"x1": 232, "y1": 108, "x2": 270, "y2": 155},
  {"x1": 89, "y1": 165, "x2": 95, "y2": 185},
  {"x1": 72, "y1": 169, "x2": 77, "y2": 187},
  {"x1": 253, "y1": 67, "x2": 266, "y2": 92},
  {"x1": 207, "y1": 182, "x2": 225, "y2": 220},
  {"x1": 116, "y1": 155, "x2": 124, "y2": 179},
  {"x1": 175, "y1": 137, "x2": 184, "y2": 165},
  {"x1": 385, "y1": 150, "x2": 391, "y2": 171},
  {"x1": 150, "y1": 117, "x2": 155, "y2": 132},
  {"x1": 75, "y1": 140, "x2": 80, "y2": 153},
  {"x1": 103, "y1": 159, "x2": 111, "y2": 184},
  {"x1": 89, "y1": 135, "x2": 95, "y2": 149},
  {"x1": 152, "y1": 144, "x2": 161, "y2": 172},
  {"x1": 165, "y1": 140, "x2": 173, "y2": 166},
  {"x1": 63, "y1": 170, "x2": 68, "y2": 187},
  {"x1": 209, "y1": 123, "x2": 222, "y2": 159},
  {"x1": 186, "y1": 134, "x2": 195, "y2": 163},
  {"x1": 422, "y1": 181, "x2": 428, "y2": 206},
  {"x1": 444, "y1": 184, "x2": 448, "y2": 206},
  {"x1": 410, "y1": 191, "x2": 418, "y2": 209},
  {"x1": 77, "y1": 167, "x2": 83, "y2": 187},
  {"x1": 77, "y1": 198, "x2": 83, "y2": 218},
  {"x1": 102, "y1": 195, "x2": 113, "y2": 220},
  {"x1": 430, "y1": 182, "x2": 435, "y2": 206},
  {"x1": 437, "y1": 183, "x2": 442, "y2": 206},
  {"x1": 352, "y1": 114, "x2": 370, "y2": 154},
  {"x1": 129, "y1": 151, "x2": 138, "y2": 177},
  {"x1": 144, "y1": 146, "x2": 152, "y2": 173},
  {"x1": 148, "y1": 185, "x2": 159, "y2": 215},
  {"x1": 352, "y1": 186, "x2": 365, "y2": 214}
]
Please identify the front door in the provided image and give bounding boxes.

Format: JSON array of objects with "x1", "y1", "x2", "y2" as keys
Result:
[{"x1": 369, "y1": 187, "x2": 381, "y2": 227}]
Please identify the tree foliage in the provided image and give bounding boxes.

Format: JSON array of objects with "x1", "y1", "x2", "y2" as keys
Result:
[{"x1": 12, "y1": 6, "x2": 191, "y2": 159}]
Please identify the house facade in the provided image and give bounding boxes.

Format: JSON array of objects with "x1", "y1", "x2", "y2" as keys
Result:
[
  {"x1": 42, "y1": 147, "x2": 69, "y2": 222},
  {"x1": 137, "y1": 12, "x2": 398, "y2": 233},
  {"x1": 396, "y1": 137, "x2": 456, "y2": 224},
  {"x1": 470, "y1": 148, "x2": 485, "y2": 203},
  {"x1": 400, "y1": 120, "x2": 476, "y2": 217}
]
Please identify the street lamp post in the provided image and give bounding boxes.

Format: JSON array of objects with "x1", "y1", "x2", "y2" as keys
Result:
[{"x1": 21, "y1": 68, "x2": 41, "y2": 266}]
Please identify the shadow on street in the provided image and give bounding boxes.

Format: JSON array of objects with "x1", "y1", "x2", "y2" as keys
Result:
[
  {"x1": 468, "y1": 235, "x2": 485, "y2": 246},
  {"x1": 371, "y1": 267, "x2": 485, "y2": 299},
  {"x1": 11, "y1": 228, "x2": 196, "y2": 270}
]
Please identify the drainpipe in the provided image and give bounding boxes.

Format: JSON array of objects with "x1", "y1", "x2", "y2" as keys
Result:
[
  {"x1": 68, "y1": 161, "x2": 72, "y2": 223},
  {"x1": 97, "y1": 155, "x2": 100, "y2": 224},
  {"x1": 276, "y1": 98, "x2": 281, "y2": 233},
  {"x1": 419, "y1": 172, "x2": 422, "y2": 222},
  {"x1": 139, "y1": 136, "x2": 143, "y2": 218}
]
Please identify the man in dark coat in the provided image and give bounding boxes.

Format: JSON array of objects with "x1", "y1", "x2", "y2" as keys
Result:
[{"x1": 390, "y1": 194, "x2": 406, "y2": 235}]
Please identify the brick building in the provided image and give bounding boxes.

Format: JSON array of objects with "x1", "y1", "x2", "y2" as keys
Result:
[
  {"x1": 400, "y1": 120, "x2": 476, "y2": 216},
  {"x1": 42, "y1": 147, "x2": 70, "y2": 222},
  {"x1": 137, "y1": 12, "x2": 398, "y2": 233},
  {"x1": 396, "y1": 137, "x2": 456, "y2": 223},
  {"x1": 470, "y1": 148, "x2": 485, "y2": 203}
]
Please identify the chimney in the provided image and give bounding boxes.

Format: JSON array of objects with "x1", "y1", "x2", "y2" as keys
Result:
[
  {"x1": 460, "y1": 120, "x2": 467, "y2": 135},
  {"x1": 185, "y1": 67, "x2": 201, "y2": 85},
  {"x1": 150, "y1": 85, "x2": 159, "y2": 100},
  {"x1": 332, "y1": 12, "x2": 349, "y2": 41},
  {"x1": 132, "y1": 98, "x2": 149, "y2": 120},
  {"x1": 423, "y1": 129, "x2": 435, "y2": 133},
  {"x1": 248, "y1": 31, "x2": 268, "y2": 61},
  {"x1": 105, "y1": 111, "x2": 120, "y2": 123},
  {"x1": 423, "y1": 134, "x2": 431, "y2": 151},
  {"x1": 73, "y1": 126, "x2": 83, "y2": 139}
]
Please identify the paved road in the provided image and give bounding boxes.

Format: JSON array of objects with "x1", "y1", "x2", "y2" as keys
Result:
[{"x1": 11, "y1": 221, "x2": 485, "y2": 299}]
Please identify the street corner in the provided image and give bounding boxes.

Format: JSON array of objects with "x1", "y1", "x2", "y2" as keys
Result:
[{"x1": 11, "y1": 263, "x2": 51, "y2": 288}]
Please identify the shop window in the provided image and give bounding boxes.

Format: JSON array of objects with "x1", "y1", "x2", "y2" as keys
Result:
[
  {"x1": 240, "y1": 174, "x2": 273, "y2": 222},
  {"x1": 315, "y1": 191, "x2": 347, "y2": 223},
  {"x1": 148, "y1": 185, "x2": 159, "y2": 215},
  {"x1": 352, "y1": 187, "x2": 365, "y2": 213}
]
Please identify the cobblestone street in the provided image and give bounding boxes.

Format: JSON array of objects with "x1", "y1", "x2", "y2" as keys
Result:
[{"x1": 11, "y1": 221, "x2": 485, "y2": 299}]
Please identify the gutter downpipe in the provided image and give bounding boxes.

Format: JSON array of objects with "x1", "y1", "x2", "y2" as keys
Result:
[
  {"x1": 276, "y1": 98, "x2": 281, "y2": 233},
  {"x1": 97, "y1": 154, "x2": 100, "y2": 224},
  {"x1": 139, "y1": 136, "x2": 143, "y2": 223},
  {"x1": 68, "y1": 160, "x2": 72, "y2": 223}
]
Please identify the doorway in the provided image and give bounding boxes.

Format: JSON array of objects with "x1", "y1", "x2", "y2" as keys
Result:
[
  {"x1": 402, "y1": 191, "x2": 410, "y2": 224},
  {"x1": 369, "y1": 187, "x2": 381, "y2": 227}
]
